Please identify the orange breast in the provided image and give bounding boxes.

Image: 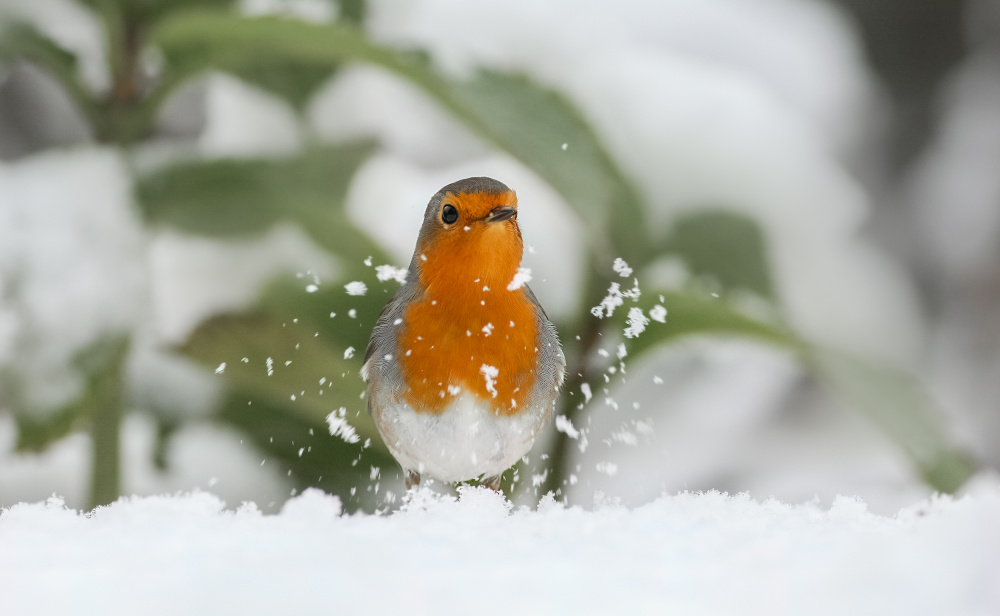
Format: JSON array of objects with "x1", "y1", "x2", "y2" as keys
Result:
[{"x1": 397, "y1": 218, "x2": 538, "y2": 416}]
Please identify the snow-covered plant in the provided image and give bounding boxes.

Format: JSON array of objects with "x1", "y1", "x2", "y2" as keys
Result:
[{"x1": 0, "y1": 0, "x2": 975, "y2": 509}]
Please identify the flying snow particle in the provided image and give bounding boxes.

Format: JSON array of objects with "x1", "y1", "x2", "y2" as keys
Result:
[
  {"x1": 624, "y1": 307, "x2": 650, "y2": 338},
  {"x1": 480, "y1": 364, "x2": 499, "y2": 398},
  {"x1": 649, "y1": 304, "x2": 667, "y2": 323},
  {"x1": 215, "y1": 362, "x2": 226, "y2": 374},
  {"x1": 266, "y1": 357, "x2": 274, "y2": 376},
  {"x1": 375, "y1": 265, "x2": 407, "y2": 284},
  {"x1": 482, "y1": 323, "x2": 494, "y2": 336},
  {"x1": 345, "y1": 281, "x2": 367, "y2": 296},
  {"x1": 344, "y1": 347, "x2": 355, "y2": 359},
  {"x1": 363, "y1": 256, "x2": 372, "y2": 266},
  {"x1": 591, "y1": 283, "x2": 624, "y2": 318},
  {"x1": 612, "y1": 258, "x2": 633, "y2": 278},
  {"x1": 623, "y1": 278, "x2": 641, "y2": 301},
  {"x1": 581, "y1": 383, "x2": 593, "y2": 404},
  {"x1": 305, "y1": 284, "x2": 318, "y2": 293},
  {"x1": 555, "y1": 415, "x2": 580, "y2": 439},
  {"x1": 325, "y1": 408, "x2": 360, "y2": 444},
  {"x1": 507, "y1": 267, "x2": 532, "y2": 291},
  {"x1": 561, "y1": 143, "x2": 568, "y2": 151},
  {"x1": 596, "y1": 462, "x2": 619, "y2": 476}
]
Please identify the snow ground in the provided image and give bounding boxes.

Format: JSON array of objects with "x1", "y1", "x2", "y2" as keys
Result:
[{"x1": 2, "y1": 487, "x2": 998, "y2": 615}]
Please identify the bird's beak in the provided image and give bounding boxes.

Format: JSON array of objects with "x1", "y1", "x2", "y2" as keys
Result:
[{"x1": 486, "y1": 206, "x2": 517, "y2": 223}]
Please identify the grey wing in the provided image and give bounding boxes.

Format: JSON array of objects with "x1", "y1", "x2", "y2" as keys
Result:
[
  {"x1": 523, "y1": 284, "x2": 566, "y2": 394},
  {"x1": 362, "y1": 282, "x2": 419, "y2": 414}
]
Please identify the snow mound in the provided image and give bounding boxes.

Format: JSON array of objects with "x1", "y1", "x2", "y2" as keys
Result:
[{"x1": 1, "y1": 488, "x2": 998, "y2": 615}]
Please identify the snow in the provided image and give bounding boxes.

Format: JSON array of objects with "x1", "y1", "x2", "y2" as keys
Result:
[
  {"x1": 555, "y1": 414, "x2": 580, "y2": 439},
  {"x1": 590, "y1": 282, "x2": 625, "y2": 319},
  {"x1": 623, "y1": 306, "x2": 650, "y2": 339},
  {"x1": 239, "y1": 0, "x2": 337, "y2": 23},
  {"x1": 506, "y1": 266, "x2": 532, "y2": 291},
  {"x1": 344, "y1": 281, "x2": 368, "y2": 296},
  {"x1": 612, "y1": 257, "x2": 633, "y2": 278},
  {"x1": 0, "y1": 149, "x2": 145, "y2": 412},
  {"x1": 325, "y1": 407, "x2": 361, "y2": 444},
  {"x1": 1, "y1": 487, "x2": 998, "y2": 615},
  {"x1": 374, "y1": 264, "x2": 408, "y2": 283},
  {"x1": 480, "y1": 364, "x2": 499, "y2": 398}
]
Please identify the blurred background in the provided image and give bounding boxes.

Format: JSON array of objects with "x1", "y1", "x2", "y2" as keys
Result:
[{"x1": 0, "y1": 0, "x2": 996, "y2": 515}]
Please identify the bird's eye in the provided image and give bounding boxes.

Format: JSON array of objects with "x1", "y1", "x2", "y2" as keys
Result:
[{"x1": 441, "y1": 204, "x2": 459, "y2": 224}]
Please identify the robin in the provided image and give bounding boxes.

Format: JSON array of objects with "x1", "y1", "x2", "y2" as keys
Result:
[{"x1": 362, "y1": 177, "x2": 565, "y2": 490}]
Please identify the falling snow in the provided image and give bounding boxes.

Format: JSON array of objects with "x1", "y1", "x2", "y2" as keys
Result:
[
  {"x1": 555, "y1": 415, "x2": 580, "y2": 439},
  {"x1": 624, "y1": 307, "x2": 650, "y2": 339},
  {"x1": 480, "y1": 364, "x2": 499, "y2": 398},
  {"x1": 375, "y1": 265, "x2": 408, "y2": 284},
  {"x1": 507, "y1": 267, "x2": 532, "y2": 291},
  {"x1": 591, "y1": 283, "x2": 624, "y2": 318},
  {"x1": 325, "y1": 408, "x2": 360, "y2": 444},
  {"x1": 596, "y1": 461, "x2": 619, "y2": 476},
  {"x1": 612, "y1": 257, "x2": 633, "y2": 278},
  {"x1": 344, "y1": 281, "x2": 367, "y2": 296},
  {"x1": 649, "y1": 304, "x2": 667, "y2": 323}
]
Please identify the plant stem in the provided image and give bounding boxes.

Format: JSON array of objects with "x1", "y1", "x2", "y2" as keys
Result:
[
  {"x1": 86, "y1": 337, "x2": 130, "y2": 510},
  {"x1": 89, "y1": 388, "x2": 122, "y2": 509}
]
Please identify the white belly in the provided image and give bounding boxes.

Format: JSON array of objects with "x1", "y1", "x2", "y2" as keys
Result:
[{"x1": 372, "y1": 394, "x2": 550, "y2": 483}]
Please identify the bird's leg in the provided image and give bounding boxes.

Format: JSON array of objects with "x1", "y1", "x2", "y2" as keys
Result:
[
  {"x1": 481, "y1": 474, "x2": 502, "y2": 492},
  {"x1": 405, "y1": 469, "x2": 421, "y2": 490}
]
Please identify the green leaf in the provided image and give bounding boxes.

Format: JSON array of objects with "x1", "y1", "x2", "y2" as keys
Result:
[
  {"x1": 335, "y1": 0, "x2": 366, "y2": 25},
  {"x1": 217, "y1": 391, "x2": 395, "y2": 512},
  {"x1": 181, "y1": 309, "x2": 397, "y2": 506},
  {"x1": 0, "y1": 22, "x2": 98, "y2": 126},
  {"x1": 618, "y1": 290, "x2": 795, "y2": 360},
  {"x1": 809, "y1": 348, "x2": 977, "y2": 493},
  {"x1": 259, "y1": 272, "x2": 399, "y2": 356},
  {"x1": 180, "y1": 311, "x2": 381, "y2": 443},
  {"x1": 442, "y1": 71, "x2": 648, "y2": 261},
  {"x1": 664, "y1": 210, "x2": 775, "y2": 300},
  {"x1": 149, "y1": 12, "x2": 649, "y2": 261},
  {"x1": 136, "y1": 143, "x2": 385, "y2": 258},
  {"x1": 77, "y1": 0, "x2": 234, "y2": 24},
  {"x1": 225, "y1": 59, "x2": 336, "y2": 111}
]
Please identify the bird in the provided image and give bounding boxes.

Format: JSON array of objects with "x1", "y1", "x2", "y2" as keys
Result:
[{"x1": 362, "y1": 177, "x2": 565, "y2": 491}]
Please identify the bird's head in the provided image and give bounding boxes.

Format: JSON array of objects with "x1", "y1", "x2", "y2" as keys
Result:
[{"x1": 412, "y1": 177, "x2": 523, "y2": 289}]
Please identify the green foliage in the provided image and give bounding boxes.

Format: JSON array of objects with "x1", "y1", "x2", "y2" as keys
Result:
[
  {"x1": 665, "y1": 211, "x2": 776, "y2": 300},
  {"x1": 0, "y1": 0, "x2": 977, "y2": 506},
  {"x1": 137, "y1": 143, "x2": 387, "y2": 259},
  {"x1": 809, "y1": 348, "x2": 976, "y2": 492},
  {"x1": 14, "y1": 335, "x2": 130, "y2": 453},
  {"x1": 622, "y1": 291, "x2": 794, "y2": 358},
  {"x1": 8, "y1": 334, "x2": 129, "y2": 509}
]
